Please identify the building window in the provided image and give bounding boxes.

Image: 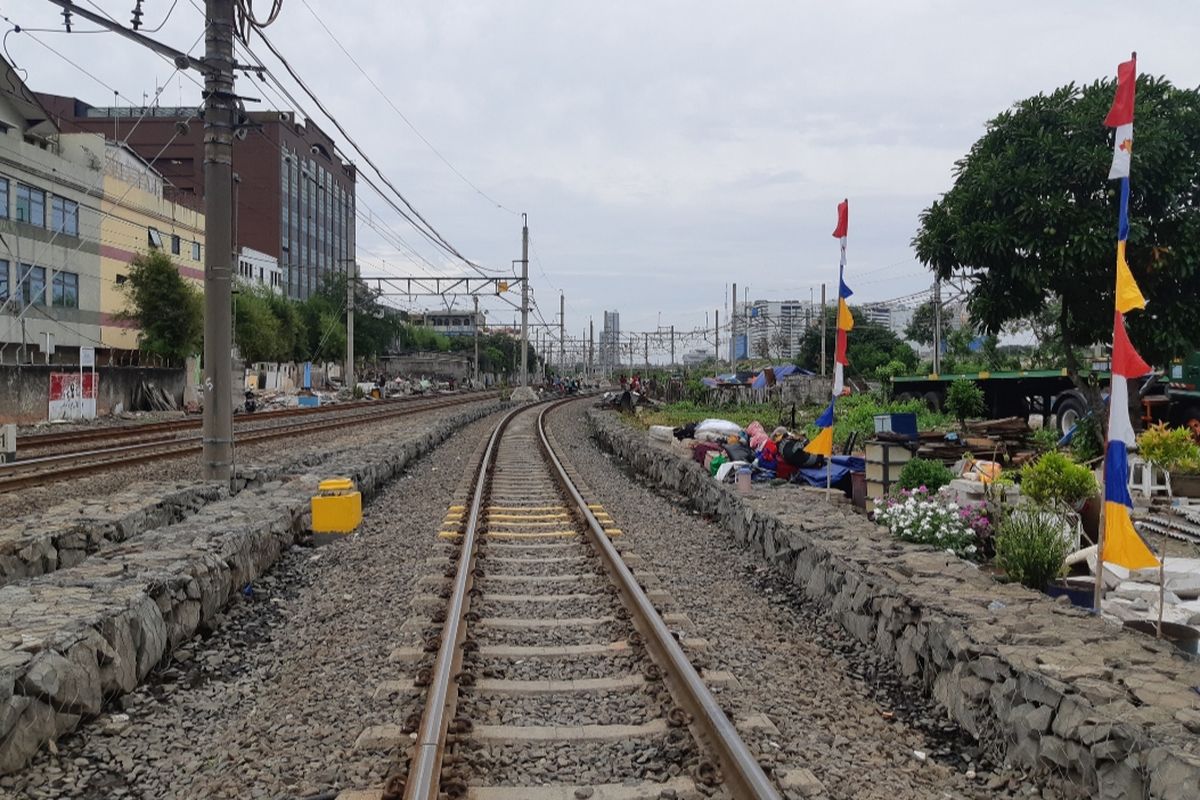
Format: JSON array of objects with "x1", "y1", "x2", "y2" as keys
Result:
[
  {"x1": 171, "y1": 234, "x2": 181, "y2": 255},
  {"x1": 0, "y1": 178, "x2": 8, "y2": 219},
  {"x1": 50, "y1": 197, "x2": 79, "y2": 236},
  {"x1": 148, "y1": 227, "x2": 163, "y2": 248},
  {"x1": 19, "y1": 264, "x2": 45, "y2": 306},
  {"x1": 115, "y1": 273, "x2": 128, "y2": 285},
  {"x1": 192, "y1": 241, "x2": 201, "y2": 260},
  {"x1": 15, "y1": 184, "x2": 45, "y2": 227},
  {"x1": 0, "y1": 259, "x2": 8, "y2": 301},
  {"x1": 52, "y1": 271, "x2": 78, "y2": 308}
]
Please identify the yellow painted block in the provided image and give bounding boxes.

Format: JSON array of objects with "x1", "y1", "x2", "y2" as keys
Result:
[{"x1": 311, "y1": 479, "x2": 362, "y2": 534}]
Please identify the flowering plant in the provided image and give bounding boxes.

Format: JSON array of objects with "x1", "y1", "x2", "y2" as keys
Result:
[{"x1": 875, "y1": 487, "x2": 988, "y2": 561}]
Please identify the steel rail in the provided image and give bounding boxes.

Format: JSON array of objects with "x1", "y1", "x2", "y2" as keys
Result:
[
  {"x1": 402, "y1": 402, "x2": 528, "y2": 800},
  {"x1": 17, "y1": 394, "x2": 468, "y2": 450},
  {"x1": 535, "y1": 400, "x2": 783, "y2": 800},
  {"x1": 0, "y1": 393, "x2": 498, "y2": 493}
]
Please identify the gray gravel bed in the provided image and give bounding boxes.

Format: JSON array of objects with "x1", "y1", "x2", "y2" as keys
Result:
[
  {"x1": 1, "y1": 409, "x2": 508, "y2": 800},
  {"x1": 475, "y1": 594, "x2": 622, "y2": 620},
  {"x1": 482, "y1": 557, "x2": 599, "y2": 577},
  {"x1": 470, "y1": 648, "x2": 644, "y2": 683},
  {"x1": 458, "y1": 685, "x2": 660, "y2": 726},
  {"x1": 0, "y1": 398, "x2": 498, "y2": 520},
  {"x1": 474, "y1": 620, "x2": 625, "y2": 648},
  {"x1": 547, "y1": 399, "x2": 1038, "y2": 800},
  {"x1": 453, "y1": 733, "x2": 708, "y2": 790}
]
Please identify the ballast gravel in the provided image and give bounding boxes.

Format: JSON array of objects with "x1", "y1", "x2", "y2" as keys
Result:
[
  {"x1": 546, "y1": 399, "x2": 1057, "y2": 800},
  {"x1": 1, "y1": 408, "x2": 509, "y2": 800}
]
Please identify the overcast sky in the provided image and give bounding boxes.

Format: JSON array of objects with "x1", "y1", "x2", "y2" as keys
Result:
[{"x1": 6, "y1": 1, "x2": 1200, "y2": 354}]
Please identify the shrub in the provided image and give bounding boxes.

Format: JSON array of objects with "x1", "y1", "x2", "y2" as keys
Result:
[
  {"x1": 994, "y1": 509, "x2": 1070, "y2": 590},
  {"x1": 1019, "y1": 452, "x2": 1098, "y2": 510},
  {"x1": 1071, "y1": 415, "x2": 1103, "y2": 462},
  {"x1": 946, "y1": 379, "x2": 986, "y2": 428},
  {"x1": 896, "y1": 457, "x2": 956, "y2": 493},
  {"x1": 1031, "y1": 427, "x2": 1061, "y2": 453},
  {"x1": 1137, "y1": 423, "x2": 1200, "y2": 472},
  {"x1": 874, "y1": 488, "x2": 983, "y2": 560}
]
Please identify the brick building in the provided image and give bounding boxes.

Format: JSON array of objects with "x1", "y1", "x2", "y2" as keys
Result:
[{"x1": 37, "y1": 96, "x2": 356, "y2": 300}]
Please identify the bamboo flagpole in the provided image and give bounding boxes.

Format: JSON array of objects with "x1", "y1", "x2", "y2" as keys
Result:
[
  {"x1": 1093, "y1": 52, "x2": 1160, "y2": 612},
  {"x1": 804, "y1": 199, "x2": 850, "y2": 501}
]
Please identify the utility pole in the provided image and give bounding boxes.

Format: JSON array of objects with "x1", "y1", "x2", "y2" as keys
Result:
[
  {"x1": 820, "y1": 283, "x2": 827, "y2": 377},
  {"x1": 731, "y1": 283, "x2": 737, "y2": 369},
  {"x1": 520, "y1": 215, "x2": 529, "y2": 386},
  {"x1": 644, "y1": 334, "x2": 649, "y2": 370},
  {"x1": 345, "y1": 261, "x2": 355, "y2": 389},
  {"x1": 202, "y1": 0, "x2": 236, "y2": 482},
  {"x1": 473, "y1": 295, "x2": 480, "y2": 383},
  {"x1": 715, "y1": 310, "x2": 720, "y2": 370},
  {"x1": 670, "y1": 325, "x2": 675, "y2": 368},
  {"x1": 588, "y1": 318, "x2": 594, "y2": 378},
  {"x1": 933, "y1": 279, "x2": 943, "y2": 375},
  {"x1": 559, "y1": 292, "x2": 565, "y2": 374}
]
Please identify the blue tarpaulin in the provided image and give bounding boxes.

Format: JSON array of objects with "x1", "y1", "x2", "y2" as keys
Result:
[{"x1": 794, "y1": 455, "x2": 864, "y2": 487}]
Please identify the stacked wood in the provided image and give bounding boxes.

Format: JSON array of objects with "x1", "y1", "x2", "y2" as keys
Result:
[{"x1": 914, "y1": 416, "x2": 1039, "y2": 466}]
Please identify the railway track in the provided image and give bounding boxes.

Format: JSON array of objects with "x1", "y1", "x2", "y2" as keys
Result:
[
  {"x1": 15, "y1": 394, "x2": 470, "y2": 452},
  {"x1": 361, "y1": 400, "x2": 782, "y2": 800},
  {"x1": 0, "y1": 392, "x2": 499, "y2": 492}
]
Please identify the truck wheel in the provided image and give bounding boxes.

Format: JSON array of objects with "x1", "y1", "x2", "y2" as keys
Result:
[
  {"x1": 896, "y1": 392, "x2": 917, "y2": 404},
  {"x1": 923, "y1": 391, "x2": 943, "y2": 412},
  {"x1": 1056, "y1": 395, "x2": 1087, "y2": 435},
  {"x1": 1177, "y1": 403, "x2": 1200, "y2": 432}
]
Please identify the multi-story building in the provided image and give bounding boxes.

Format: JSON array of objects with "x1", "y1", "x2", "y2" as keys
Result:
[
  {"x1": 0, "y1": 58, "x2": 207, "y2": 363},
  {"x1": 37, "y1": 96, "x2": 355, "y2": 301},
  {"x1": 412, "y1": 310, "x2": 483, "y2": 338},
  {"x1": 598, "y1": 310, "x2": 620, "y2": 373},
  {"x1": 0, "y1": 62, "x2": 104, "y2": 364},
  {"x1": 100, "y1": 142, "x2": 205, "y2": 351},
  {"x1": 681, "y1": 348, "x2": 713, "y2": 367},
  {"x1": 236, "y1": 247, "x2": 283, "y2": 295},
  {"x1": 748, "y1": 300, "x2": 816, "y2": 360}
]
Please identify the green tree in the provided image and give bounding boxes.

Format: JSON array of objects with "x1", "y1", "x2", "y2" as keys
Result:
[
  {"x1": 904, "y1": 300, "x2": 937, "y2": 346},
  {"x1": 796, "y1": 307, "x2": 918, "y2": 377},
  {"x1": 234, "y1": 286, "x2": 289, "y2": 364},
  {"x1": 119, "y1": 250, "x2": 203, "y2": 363},
  {"x1": 913, "y1": 74, "x2": 1200, "y2": 379}
]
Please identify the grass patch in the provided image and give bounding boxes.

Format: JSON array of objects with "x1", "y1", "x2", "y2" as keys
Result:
[{"x1": 634, "y1": 401, "x2": 803, "y2": 431}]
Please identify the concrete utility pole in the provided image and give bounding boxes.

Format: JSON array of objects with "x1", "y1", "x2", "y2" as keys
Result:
[
  {"x1": 520, "y1": 215, "x2": 529, "y2": 386},
  {"x1": 202, "y1": 0, "x2": 236, "y2": 482},
  {"x1": 731, "y1": 283, "x2": 737, "y2": 369},
  {"x1": 588, "y1": 319, "x2": 594, "y2": 377},
  {"x1": 644, "y1": 335, "x2": 649, "y2": 370},
  {"x1": 820, "y1": 283, "x2": 827, "y2": 377},
  {"x1": 345, "y1": 261, "x2": 355, "y2": 389},
  {"x1": 559, "y1": 292, "x2": 565, "y2": 373},
  {"x1": 473, "y1": 295, "x2": 480, "y2": 382},
  {"x1": 670, "y1": 325, "x2": 675, "y2": 368},
  {"x1": 933, "y1": 279, "x2": 943, "y2": 375}
]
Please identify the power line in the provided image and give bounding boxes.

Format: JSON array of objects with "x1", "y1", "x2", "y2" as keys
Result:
[
  {"x1": 246, "y1": 27, "x2": 505, "y2": 278},
  {"x1": 294, "y1": 0, "x2": 517, "y2": 217}
]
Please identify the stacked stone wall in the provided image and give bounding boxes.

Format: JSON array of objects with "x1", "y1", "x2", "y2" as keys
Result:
[{"x1": 587, "y1": 408, "x2": 1200, "y2": 800}]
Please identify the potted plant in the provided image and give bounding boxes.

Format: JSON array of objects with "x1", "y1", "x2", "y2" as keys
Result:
[{"x1": 1137, "y1": 423, "x2": 1200, "y2": 498}]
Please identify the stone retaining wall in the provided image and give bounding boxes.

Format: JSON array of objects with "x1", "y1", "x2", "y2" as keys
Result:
[
  {"x1": 587, "y1": 408, "x2": 1200, "y2": 800},
  {"x1": 0, "y1": 400, "x2": 507, "y2": 773}
]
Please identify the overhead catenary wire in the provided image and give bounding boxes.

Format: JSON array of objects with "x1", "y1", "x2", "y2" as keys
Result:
[
  {"x1": 245, "y1": 28, "x2": 505, "y2": 278},
  {"x1": 294, "y1": 0, "x2": 517, "y2": 217}
]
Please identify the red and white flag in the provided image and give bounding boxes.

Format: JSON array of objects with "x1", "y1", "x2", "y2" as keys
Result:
[{"x1": 1105, "y1": 55, "x2": 1136, "y2": 179}]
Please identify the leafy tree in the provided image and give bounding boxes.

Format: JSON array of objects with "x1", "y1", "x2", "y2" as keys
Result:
[
  {"x1": 234, "y1": 286, "x2": 284, "y2": 363},
  {"x1": 913, "y1": 74, "x2": 1200, "y2": 380},
  {"x1": 796, "y1": 307, "x2": 918, "y2": 377},
  {"x1": 118, "y1": 250, "x2": 203, "y2": 363},
  {"x1": 904, "y1": 300, "x2": 937, "y2": 346}
]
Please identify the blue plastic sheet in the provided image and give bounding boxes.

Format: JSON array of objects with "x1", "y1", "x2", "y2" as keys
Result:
[{"x1": 794, "y1": 455, "x2": 864, "y2": 487}]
